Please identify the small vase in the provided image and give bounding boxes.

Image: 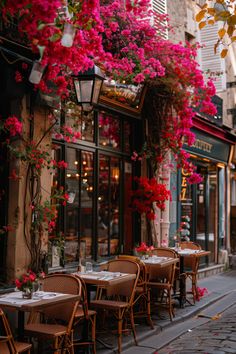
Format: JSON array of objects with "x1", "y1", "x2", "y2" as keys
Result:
[
  {"x1": 29, "y1": 61, "x2": 46, "y2": 84},
  {"x1": 61, "y1": 23, "x2": 76, "y2": 47},
  {"x1": 141, "y1": 254, "x2": 149, "y2": 260},
  {"x1": 22, "y1": 288, "x2": 33, "y2": 299}
]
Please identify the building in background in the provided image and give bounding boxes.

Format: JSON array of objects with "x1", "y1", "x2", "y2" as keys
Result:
[{"x1": 154, "y1": 0, "x2": 236, "y2": 267}]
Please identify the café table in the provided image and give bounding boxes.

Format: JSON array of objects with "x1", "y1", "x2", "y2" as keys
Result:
[
  {"x1": 73, "y1": 270, "x2": 136, "y2": 349},
  {"x1": 173, "y1": 248, "x2": 211, "y2": 307},
  {"x1": 73, "y1": 270, "x2": 136, "y2": 302},
  {"x1": 142, "y1": 255, "x2": 179, "y2": 269},
  {"x1": 0, "y1": 290, "x2": 81, "y2": 340}
]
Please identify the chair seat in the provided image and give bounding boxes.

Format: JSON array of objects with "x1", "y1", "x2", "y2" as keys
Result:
[
  {"x1": 25, "y1": 323, "x2": 67, "y2": 337},
  {"x1": 0, "y1": 341, "x2": 32, "y2": 354},
  {"x1": 75, "y1": 306, "x2": 96, "y2": 318},
  {"x1": 15, "y1": 341, "x2": 32, "y2": 353},
  {"x1": 90, "y1": 299, "x2": 129, "y2": 310},
  {"x1": 148, "y1": 282, "x2": 172, "y2": 290},
  {"x1": 135, "y1": 286, "x2": 145, "y2": 294}
]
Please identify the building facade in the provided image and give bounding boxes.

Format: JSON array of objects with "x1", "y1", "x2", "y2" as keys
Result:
[{"x1": 0, "y1": 0, "x2": 236, "y2": 285}]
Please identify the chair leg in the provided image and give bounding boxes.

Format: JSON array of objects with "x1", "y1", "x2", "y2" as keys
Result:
[
  {"x1": 53, "y1": 337, "x2": 60, "y2": 354},
  {"x1": 192, "y1": 274, "x2": 198, "y2": 303},
  {"x1": 91, "y1": 316, "x2": 96, "y2": 354},
  {"x1": 146, "y1": 289, "x2": 154, "y2": 329},
  {"x1": 129, "y1": 307, "x2": 138, "y2": 346},
  {"x1": 167, "y1": 290, "x2": 173, "y2": 322},
  {"x1": 117, "y1": 309, "x2": 123, "y2": 353}
]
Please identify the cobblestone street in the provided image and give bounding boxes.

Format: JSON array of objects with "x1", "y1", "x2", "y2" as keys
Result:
[{"x1": 158, "y1": 304, "x2": 236, "y2": 354}]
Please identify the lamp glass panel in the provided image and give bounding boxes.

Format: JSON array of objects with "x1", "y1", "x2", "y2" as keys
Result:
[
  {"x1": 74, "y1": 80, "x2": 81, "y2": 102},
  {"x1": 80, "y1": 80, "x2": 93, "y2": 103},
  {"x1": 92, "y1": 79, "x2": 102, "y2": 104}
]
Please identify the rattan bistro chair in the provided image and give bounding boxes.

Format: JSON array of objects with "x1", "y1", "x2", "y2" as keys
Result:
[
  {"x1": 24, "y1": 274, "x2": 82, "y2": 354},
  {"x1": 148, "y1": 247, "x2": 177, "y2": 321},
  {"x1": 0, "y1": 308, "x2": 32, "y2": 354},
  {"x1": 90, "y1": 259, "x2": 140, "y2": 353},
  {"x1": 117, "y1": 255, "x2": 153, "y2": 329},
  {"x1": 73, "y1": 276, "x2": 97, "y2": 354},
  {"x1": 179, "y1": 242, "x2": 201, "y2": 303}
]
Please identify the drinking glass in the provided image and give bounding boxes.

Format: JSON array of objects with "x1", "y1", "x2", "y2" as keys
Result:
[{"x1": 85, "y1": 262, "x2": 93, "y2": 273}]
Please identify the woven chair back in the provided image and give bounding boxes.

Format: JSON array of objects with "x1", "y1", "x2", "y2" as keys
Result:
[
  {"x1": 41, "y1": 274, "x2": 81, "y2": 324},
  {"x1": 180, "y1": 241, "x2": 201, "y2": 250},
  {"x1": 105, "y1": 259, "x2": 140, "y2": 302},
  {"x1": 117, "y1": 255, "x2": 147, "y2": 286},
  {"x1": 151, "y1": 247, "x2": 178, "y2": 258}
]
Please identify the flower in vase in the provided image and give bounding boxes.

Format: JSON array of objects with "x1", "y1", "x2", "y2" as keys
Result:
[
  {"x1": 15, "y1": 270, "x2": 37, "y2": 292},
  {"x1": 135, "y1": 242, "x2": 154, "y2": 257}
]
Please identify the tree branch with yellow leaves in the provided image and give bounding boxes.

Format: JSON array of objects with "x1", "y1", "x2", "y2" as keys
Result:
[{"x1": 196, "y1": 0, "x2": 236, "y2": 57}]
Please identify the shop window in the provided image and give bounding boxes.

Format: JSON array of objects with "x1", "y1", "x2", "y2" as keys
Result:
[
  {"x1": 51, "y1": 109, "x2": 136, "y2": 267},
  {"x1": 65, "y1": 149, "x2": 94, "y2": 263},
  {"x1": 98, "y1": 112, "x2": 120, "y2": 150},
  {"x1": 53, "y1": 102, "x2": 94, "y2": 143}
]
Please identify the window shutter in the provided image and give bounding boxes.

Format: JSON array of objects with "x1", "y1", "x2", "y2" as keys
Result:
[
  {"x1": 198, "y1": 23, "x2": 226, "y2": 92},
  {"x1": 151, "y1": 0, "x2": 168, "y2": 39}
]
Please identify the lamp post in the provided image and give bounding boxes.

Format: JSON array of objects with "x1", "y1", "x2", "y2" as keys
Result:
[{"x1": 74, "y1": 65, "x2": 105, "y2": 111}]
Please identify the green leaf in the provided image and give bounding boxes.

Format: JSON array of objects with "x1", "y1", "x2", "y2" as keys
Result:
[
  {"x1": 37, "y1": 23, "x2": 46, "y2": 31},
  {"x1": 37, "y1": 45, "x2": 45, "y2": 61},
  {"x1": 49, "y1": 33, "x2": 61, "y2": 42}
]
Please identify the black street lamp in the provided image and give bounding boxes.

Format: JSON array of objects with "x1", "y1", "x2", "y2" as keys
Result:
[{"x1": 74, "y1": 65, "x2": 105, "y2": 111}]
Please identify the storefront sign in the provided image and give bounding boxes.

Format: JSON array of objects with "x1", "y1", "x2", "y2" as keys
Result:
[
  {"x1": 180, "y1": 168, "x2": 189, "y2": 201},
  {"x1": 99, "y1": 79, "x2": 146, "y2": 116},
  {"x1": 184, "y1": 128, "x2": 230, "y2": 163}
]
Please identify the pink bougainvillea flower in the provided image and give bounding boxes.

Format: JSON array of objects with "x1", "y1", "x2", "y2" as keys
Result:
[
  {"x1": 187, "y1": 173, "x2": 203, "y2": 185},
  {"x1": 4, "y1": 116, "x2": 22, "y2": 136}
]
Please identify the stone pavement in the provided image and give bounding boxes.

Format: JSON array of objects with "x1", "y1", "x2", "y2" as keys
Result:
[
  {"x1": 96, "y1": 270, "x2": 236, "y2": 354},
  {"x1": 158, "y1": 300, "x2": 236, "y2": 353}
]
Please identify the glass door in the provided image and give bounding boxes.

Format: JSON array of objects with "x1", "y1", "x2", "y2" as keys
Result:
[
  {"x1": 98, "y1": 154, "x2": 120, "y2": 258},
  {"x1": 195, "y1": 164, "x2": 216, "y2": 264},
  {"x1": 208, "y1": 166, "x2": 217, "y2": 263}
]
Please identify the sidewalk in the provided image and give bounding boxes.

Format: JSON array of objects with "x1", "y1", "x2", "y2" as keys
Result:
[{"x1": 96, "y1": 269, "x2": 236, "y2": 354}]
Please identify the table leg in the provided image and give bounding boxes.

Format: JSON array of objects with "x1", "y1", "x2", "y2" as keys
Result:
[
  {"x1": 17, "y1": 310, "x2": 25, "y2": 340},
  {"x1": 179, "y1": 256, "x2": 186, "y2": 308},
  {"x1": 85, "y1": 284, "x2": 114, "y2": 350}
]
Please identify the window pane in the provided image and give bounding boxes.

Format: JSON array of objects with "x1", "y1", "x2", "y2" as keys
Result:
[
  {"x1": 98, "y1": 154, "x2": 109, "y2": 257},
  {"x1": 110, "y1": 157, "x2": 120, "y2": 256},
  {"x1": 65, "y1": 102, "x2": 94, "y2": 142},
  {"x1": 49, "y1": 147, "x2": 64, "y2": 268},
  {"x1": 99, "y1": 112, "x2": 120, "y2": 150},
  {"x1": 80, "y1": 151, "x2": 94, "y2": 260},
  {"x1": 52, "y1": 102, "x2": 94, "y2": 143},
  {"x1": 98, "y1": 154, "x2": 120, "y2": 257},
  {"x1": 124, "y1": 121, "x2": 132, "y2": 153},
  {"x1": 65, "y1": 148, "x2": 79, "y2": 264}
]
